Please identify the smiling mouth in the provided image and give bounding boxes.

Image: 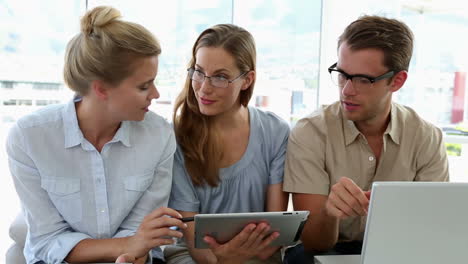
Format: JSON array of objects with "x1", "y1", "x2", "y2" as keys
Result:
[{"x1": 200, "y1": 97, "x2": 216, "y2": 104}]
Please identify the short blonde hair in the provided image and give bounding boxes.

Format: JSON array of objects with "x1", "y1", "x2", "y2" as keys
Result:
[{"x1": 63, "y1": 6, "x2": 161, "y2": 95}]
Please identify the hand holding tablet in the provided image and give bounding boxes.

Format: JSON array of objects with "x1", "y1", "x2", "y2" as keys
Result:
[{"x1": 193, "y1": 211, "x2": 309, "y2": 249}]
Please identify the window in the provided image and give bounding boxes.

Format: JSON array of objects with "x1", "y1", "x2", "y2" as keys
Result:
[
  {"x1": 17, "y1": 99, "x2": 32, "y2": 106},
  {"x1": 233, "y1": 0, "x2": 322, "y2": 123},
  {"x1": 87, "y1": 0, "x2": 322, "y2": 123},
  {"x1": 36, "y1": 99, "x2": 60, "y2": 106},
  {"x1": 32, "y1": 82, "x2": 62, "y2": 90},
  {"x1": 0, "y1": 0, "x2": 85, "y2": 258},
  {"x1": 3, "y1": 99, "x2": 17, "y2": 106},
  {"x1": 1, "y1": 81, "x2": 14, "y2": 89}
]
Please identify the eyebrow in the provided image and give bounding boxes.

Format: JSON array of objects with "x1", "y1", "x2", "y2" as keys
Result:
[
  {"x1": 335, "y1": 66, "x2": 379, "y2": 79},
  {"x1": 335, "y1": 65, "x2": 384, "y2": 79},
  {"x1": 138, "y1": 78, "x2": 155, "y2": 87},
  {"x1": 195, "y1": 64, "x2": 232, "y2": 75}
]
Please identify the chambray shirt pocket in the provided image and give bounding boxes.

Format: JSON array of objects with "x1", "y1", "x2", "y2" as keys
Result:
[
  {"x1": 41, "y1": 177, "x2": 82, "y2": 223},
  {"x1": 124, "y1": 171, "x2": 154, "y2": 207}
]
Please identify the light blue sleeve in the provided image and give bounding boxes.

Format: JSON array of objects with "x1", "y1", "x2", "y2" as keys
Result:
[
  {"x1": 267, "y1": 115, "x2": 290, "y2": 185},
  {"x1": 168, "y1": 147, "x2": 200, "y2": 213},
  {"x1": 6, "y1": 123, "x2": 91, "y2": 264}
]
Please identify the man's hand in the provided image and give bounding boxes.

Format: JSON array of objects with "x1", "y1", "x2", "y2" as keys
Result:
[
  {"x1": 325, "y1": 177, "x2": 371, "y2": 219},
  {"x1": 204, "y1": 222, "x2": 279, "y2": 264}
]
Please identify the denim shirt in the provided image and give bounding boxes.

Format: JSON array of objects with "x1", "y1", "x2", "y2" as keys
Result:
[{"x1": 6, "y1": 97, "x2": 175, "y2": 264}]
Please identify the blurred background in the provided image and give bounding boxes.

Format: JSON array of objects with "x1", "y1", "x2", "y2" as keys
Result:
[{"x1": 1, "y1": 0, "x2": 468, "y2": 261}]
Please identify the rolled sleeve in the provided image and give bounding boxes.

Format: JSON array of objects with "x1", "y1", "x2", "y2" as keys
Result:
[
  {"x1": 113, "y1": 230, "x2": 156, "y2": 263},
  {"x1": 7, "y1": 124, "x2": 92, "y2": 263},
  {"x1": 27, "y1": 231, "x2": 91, "y2": 264},
  {"x1": 415, "y1": 126, "x2": 449, "y2": 182}
]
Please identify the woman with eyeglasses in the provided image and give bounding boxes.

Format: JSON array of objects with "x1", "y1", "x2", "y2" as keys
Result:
[
  {"x1": 165, "y1": 24, "x2": 289, "y2": 264},
  {"x1": 6, "y1": 6, "x2": 186, "y2": 264}
]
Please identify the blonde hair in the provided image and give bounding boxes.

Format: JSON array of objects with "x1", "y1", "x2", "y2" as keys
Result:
[
  {"x1": 63, "y1": 6, "x2": 161, "y2": 95},
  {"x1": 173, "y1": 24, "x2": 256, "y2": 187}
]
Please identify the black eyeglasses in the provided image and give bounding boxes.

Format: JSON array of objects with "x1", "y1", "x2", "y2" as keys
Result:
[
  {"x1": 328, "y1": 62, "x2": 395, "y2": 91},
  {"x1": 187, "y1": 68, "x2": 247, "y2": 88}
]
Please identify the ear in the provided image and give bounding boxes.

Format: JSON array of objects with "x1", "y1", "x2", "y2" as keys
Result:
[
  {"x1": 241, "y1": 71, "x2": 256, "y2": 91},
  {"x1": 389, "y1": 71, "x2": 407, "y2": 92},
  {"x1": 90, "y1": 80, "x2": 109, "y2": 100}
]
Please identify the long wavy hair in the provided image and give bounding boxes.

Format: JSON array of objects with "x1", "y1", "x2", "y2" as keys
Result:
[{"x1": 173, "y1": 24, "x2": 256, "y2": 187}]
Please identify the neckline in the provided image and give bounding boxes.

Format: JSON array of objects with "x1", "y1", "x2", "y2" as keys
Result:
[{"x1": 219, "y1": 106, "x2": 255, "y2": 174}]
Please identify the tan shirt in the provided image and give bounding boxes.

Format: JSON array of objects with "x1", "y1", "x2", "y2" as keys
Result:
[{"x1": 283, "y1": 101, "x2": 449, "y2": 242}]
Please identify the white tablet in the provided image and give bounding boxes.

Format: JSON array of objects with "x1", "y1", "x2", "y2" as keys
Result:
[{"x1": 194, "y1": 211, "x2": 309, "y2": 249}]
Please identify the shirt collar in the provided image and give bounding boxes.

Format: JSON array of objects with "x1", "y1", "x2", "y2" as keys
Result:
[
  {"x1": 113, "y1": 121, "x2": 132, "y2": 147},
  {"x1": 343, "y1": 118, "x2": 361, "y2": 146},
  {"x1": 342, "y1": 103, "x2": 400, "y2": 146},
  {"x1": 62, "y1": 96, "x2": 84, "y2": 148},
  {"x1": 386, "y1": 103, "x2": 400, "y2": 145},
  {"x1": 62, "y1": 96, "x2": 132, "y2": 149}
]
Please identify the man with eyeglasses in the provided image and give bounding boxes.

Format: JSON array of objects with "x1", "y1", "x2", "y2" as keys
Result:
[{"x1": 283, "y1": 15, "x2": 449, "y2": 263}]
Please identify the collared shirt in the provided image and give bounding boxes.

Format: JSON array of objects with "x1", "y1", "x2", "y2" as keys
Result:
[
  {"x1": 283, "y1": 101, "x2": 449, "y2": 242},
  {"x1": 6, "y1": 97, "x2": 176, "y2": 264}
]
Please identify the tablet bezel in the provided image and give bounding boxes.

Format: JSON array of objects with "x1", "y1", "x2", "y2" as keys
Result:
[{"x1": 194, "y1": 210, "x2": 309, "y2": 249}]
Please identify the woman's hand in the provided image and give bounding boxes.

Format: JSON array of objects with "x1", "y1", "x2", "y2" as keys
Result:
[
  {"x1": 124, "y1": 207, "x2": 187, "y2": 258},
  {"x1": 256, "y1": 245, "x2": 281, "y2": 260},
  {"x1": 115, "y1": 253, "x2": 148, "y2": 264},
  {"x1": 204, "y1": 222, "x2": 279, "y2": 264},
  {"x1": 115, "y1": 253, "x2": 135, "y2": 263}
]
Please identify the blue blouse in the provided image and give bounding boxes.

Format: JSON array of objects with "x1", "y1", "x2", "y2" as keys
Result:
[{"x1": 169, "y1": 107, "x2": 289, "y2": 214}]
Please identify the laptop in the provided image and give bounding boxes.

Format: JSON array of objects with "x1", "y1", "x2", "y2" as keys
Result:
[{"x1": 316, "y1": 181, "x2": 468, "y2": 264}]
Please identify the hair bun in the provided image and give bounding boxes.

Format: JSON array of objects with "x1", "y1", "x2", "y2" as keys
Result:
[{"x1": 80, "y1": 6, "x2": 121, "y2": 36}]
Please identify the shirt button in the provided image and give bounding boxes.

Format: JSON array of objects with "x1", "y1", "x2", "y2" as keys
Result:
[
  {"x1": 369, "y1": 156, "x2": 374, "y2": 161},
  {"x1": 101, "y1": 209, "x2": 105, "y2": 213}
]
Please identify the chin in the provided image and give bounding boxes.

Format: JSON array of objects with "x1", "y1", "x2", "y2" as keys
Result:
[
  {"x1": 198, "y1": 105, "x2": 220, "y2": 116},
  {"x1": 342, "y1": 110, "x2": 362, "y2": 122},
  {"x1": 130, "y1": 113, "x2": 146, "y2": 122}
]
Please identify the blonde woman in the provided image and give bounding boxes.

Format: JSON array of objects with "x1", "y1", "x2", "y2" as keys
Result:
[
  {"x1": 166, "y1": 24, "x2": 289, "y2": 264},
  {"x1": 7, "y1": 6, "x2": 185, "y2": 264}
]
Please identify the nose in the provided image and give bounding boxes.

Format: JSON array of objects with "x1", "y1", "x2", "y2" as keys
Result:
[
  {"x1": 341, "y1": 79, "x2": 357, "y2": 97},
  {"x1": 199, "y1": 77, "x2": 214, "y2": 94},
  {"x1": 150, "y1": 83, "x2": 160, "y2": 100}
]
